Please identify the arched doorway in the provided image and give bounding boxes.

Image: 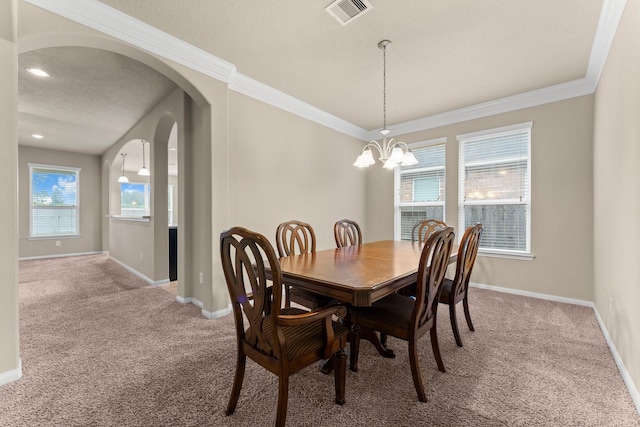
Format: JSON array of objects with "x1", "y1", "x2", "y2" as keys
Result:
[{"x1": 19, "y1": 34, "x2": 212, "y2": 308}]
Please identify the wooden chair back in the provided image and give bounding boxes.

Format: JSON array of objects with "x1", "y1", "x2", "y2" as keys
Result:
[
  {"x1": 275, "y1": 220, "x2": 319, "y2": 307},
  {"x1": 450, "y1": 223, "x2": 483, "y2": 300},
  {"x1": 221, "y1": 226, "x2": 285, "y2": 352},
  {"x1": 414, "y1": 226, "x2": 456, "y2": 329},
  {"x1": 411, "y1": 219, "x2": 447, "y2": 243},
  {"x1": 275, "y1": 220, "x2": 316, "y2": 257},
  {"x1": 334, "y1": 219, "x2": 363, "y2": 248}
]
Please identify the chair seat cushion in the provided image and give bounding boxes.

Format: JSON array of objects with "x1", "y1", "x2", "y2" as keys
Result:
[
  {"x1": 350, "y1": 292, "x2": 414, "y2": 333},
  {"x1": 438, "y1": 278, "x2": 453, "y2": 301},
  {"x1": 253, "y1": 307, "x2": 349, "y2": 361}
]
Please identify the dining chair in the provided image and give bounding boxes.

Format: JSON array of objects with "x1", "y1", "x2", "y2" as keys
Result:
[
  {"x1": 348, "y1": 227, "x2": 455, "y2": 402},
  {"x1": 395, "y1": 218, "x2": 447, "y2": 301},
  {"x1": 220, "y1": 226, "x2": 348, "y2": 427},
  {"x1": 334, "y1": 219, "x2": 363, "y2": 248},
  {"x1": 276, "y1": 220, "x2": 335, "y2": 309},
  {"x1": 439, "y1": 223, "x2": 483, "y2": 347},
  {"x1": 411, "y1": 219, "x2": 447, "y2": 243}
]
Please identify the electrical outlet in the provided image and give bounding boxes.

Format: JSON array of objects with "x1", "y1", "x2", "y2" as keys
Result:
[
  {"x1": 55, "y1": 240, "x2": 61, "y2": 247},
  {"x1": 199, "y1": 272, "x2": 203, "y2": 284},
  {"x1": 609, "y1": 297, "x2": 613, "y2": 314},
  {"x1": 140, "y1": 252, "x2": 143, "y2": 262}
]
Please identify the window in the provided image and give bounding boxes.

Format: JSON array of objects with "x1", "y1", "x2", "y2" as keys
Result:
[
  {"x1": 29, "y1": 164, "x2": 80, "y2": 237},
  {"x1": 395, "y1": 139, "x2": 446, "y2": 240},
  {"x1": 120, "y1": 182, "x2": 150, "y2": 217},
  {"x1": 457, "y1": 122, "x2": 532, "y2": 255}
]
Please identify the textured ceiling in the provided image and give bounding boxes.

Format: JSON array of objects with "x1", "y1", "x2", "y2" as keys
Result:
[
  {"x1": 96, "y1": 0, "x2": 602, "y2": 129},
  {"x1": 18, "y1": 0, "x2": 604, "y2": 160},
  {"x1": 18, "y1": 47, "x2": 177, "y2": 157},
  {"x1": 19, "y1": 46, "x2": 179, "y2": 174}
]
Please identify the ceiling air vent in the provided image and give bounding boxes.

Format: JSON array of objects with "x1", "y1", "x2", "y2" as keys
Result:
[{"x1": 325, "y1": 0, "x2": 373, "y2": 25}]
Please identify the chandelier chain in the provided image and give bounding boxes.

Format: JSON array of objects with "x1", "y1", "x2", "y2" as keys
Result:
[
  {"x1": 382, "y1": 43, "x2": 387, "y2": 131},
  {"x1": 352, "y1": 40, "x2": 418, "y2": 168}
]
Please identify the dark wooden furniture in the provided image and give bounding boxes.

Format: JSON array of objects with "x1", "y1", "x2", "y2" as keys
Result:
[
  {"x1": 169, "y1": 226, "x2": 177, "y2": 281},
  {"x1": 275, "y1": 220, "x2": 335, "y2": 309},
  {"x1": 398, "y1": 219, "x2": 448, "y2": 300},
  {"x1": 220, "y1": 226, "x2": 348, "y2": 427},
  {"x1": 277, "y1": 239, "x2": 457, "y2": 308},
  {"x1": 411, "y1": 219, "x2": 447, "y2": 243},
  {"x1": 348, "y1": 227, "x2": 455, "y2": 402},
  {"x1": 334, "y1": 219, "x2": 362, "y2": 248},
  {"x1": 439, "y1": 223, "x2": 483, "y2": 347},
  {"x1": 277, "y1": 239, "x2": 457, "y2": 370}
]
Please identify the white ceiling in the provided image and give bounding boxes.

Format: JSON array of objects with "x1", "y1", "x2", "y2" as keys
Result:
[{"x1": 18, "y1": 0, "x2": 606, "y2": 162}]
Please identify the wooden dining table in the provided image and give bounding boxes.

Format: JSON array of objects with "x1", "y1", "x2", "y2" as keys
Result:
[
  {"x1": 278, "y1": 239, "x2": 457, "y2": 307},
  {"x1": 278, "y1": 239, "x2": 458, "y2": 371}
]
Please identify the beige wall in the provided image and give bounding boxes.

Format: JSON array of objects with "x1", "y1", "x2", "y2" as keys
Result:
[
  {"x1": 227, "y1": 92, "x2": 367, "y2": 251},
  {"x1": 0, "y1": 0, "x2": 20, "y2": 384},
  {"x1": 367, "y1": 95, "x2": 595, "y2": 301},
  {"x1": 593, "y1": 0, "x2": 640, "y2": 399},
  {"x1": 18, "y1": 146, "x2": 102, "y2": 258}
]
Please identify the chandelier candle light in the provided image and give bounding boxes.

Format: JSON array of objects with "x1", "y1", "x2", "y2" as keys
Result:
[{"x1": 354, "y1": 40, "x2": 418, "y2": 169}]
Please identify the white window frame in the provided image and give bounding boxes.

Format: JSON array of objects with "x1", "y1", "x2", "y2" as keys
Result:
[
  {"x1": 457, "y1": 122, "x2": 533, "y2": 259},
  {"x1": 29, "y1": 163, "x2": 81, "y2": 239},
  {"x1": 120, "y1": 181, "x2": 151, "y2": 218},
  {"x1": 394, "y1": 137, "x2": 447, "y2": 240}
]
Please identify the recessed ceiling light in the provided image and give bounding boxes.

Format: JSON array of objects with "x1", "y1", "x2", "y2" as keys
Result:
[
  {"x1": 32, "y1": 134, "x2": 44, "y2": 139},
  {"x1": 26, "y1": 68, "x2": 50, "y2": 77}
]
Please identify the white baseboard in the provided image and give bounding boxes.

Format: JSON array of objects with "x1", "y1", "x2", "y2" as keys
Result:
[
  {"x1": 108, "y1": 256, "x2": 167, "y2": 286},
  {"x1": 175, "y1": 295, "x2": 231, "y2": 319},
  {"x1": 593, "y1": 307, "x2": 640, "y2": 414},
  {"x1": 470, "y1": 282, "x2": 593, "y2": 307},
  {"x1": 202, "y1": 305, "x2": 232, "y2": 319},
  {"x1": 0, "y1": 359, "x2": 22, "y2": 387},
  {"x1": 471, "y1": 281, "x2": 639, "y2": 415},
  {"x1": 19, "y1": 251, "x2": 102, "y2": 261}
]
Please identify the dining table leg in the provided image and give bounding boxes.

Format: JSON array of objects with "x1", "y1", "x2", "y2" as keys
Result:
[
  {"x1": 359, "y1": 328, "x2": 395, "y2": 359},
  {"x1": 321, "y1": 307, "x2": 396, "y2": 374}
]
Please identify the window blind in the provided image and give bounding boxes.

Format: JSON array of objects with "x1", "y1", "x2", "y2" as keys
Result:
[
  {"x1": 458, "y1": 123, "x2": 531, "y2": 253},
  {"x1": 395, "y1": 143, "x2": 445, "y2": 240},
  {"x1": 30, "y1": 164, "x2": 80, "y2": 237}
]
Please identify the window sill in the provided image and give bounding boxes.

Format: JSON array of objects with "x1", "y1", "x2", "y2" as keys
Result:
[
  {"x1": 110, "y1": 215, "x2": 151, "y2": 223},
  {"x1": 478, "y1": 250, "x2": 535, "y2": 261},
  {"x1": 27, "y1": 235, "x2": 80, "y2": 240}
]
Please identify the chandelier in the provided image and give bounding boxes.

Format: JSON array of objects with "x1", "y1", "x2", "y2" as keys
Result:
[{"x1": 353, "y1": 40, "x2": 418, "y2": 169}]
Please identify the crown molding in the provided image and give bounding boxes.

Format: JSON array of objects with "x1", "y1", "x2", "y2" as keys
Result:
[
  {"x1": 23, "y1": 0, "x2": 626, "y2": 142},
  {"x1": 586, "y1": 0, "x2": 627, "y2": 89},
  {"x1": 228, "y1": 73, "x2": 369, "y2": 140},
  {"x1": 22, "y1": 0, "x2": 237, "y2": 82},
  {"x1": 370, "y1": 78, "x2": 594, "y2": 140}
]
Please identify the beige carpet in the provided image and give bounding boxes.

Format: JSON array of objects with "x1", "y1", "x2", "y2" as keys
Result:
[{"x1": 1, "y1": 254, "x2": 638, "y2": 426}]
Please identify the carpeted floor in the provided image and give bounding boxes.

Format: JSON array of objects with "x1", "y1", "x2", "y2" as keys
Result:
[{"x1": 0, "y1": 254, "x2": 638, "y2": 426}]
